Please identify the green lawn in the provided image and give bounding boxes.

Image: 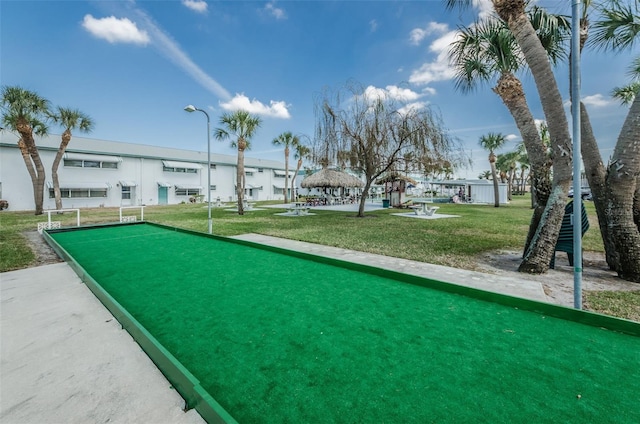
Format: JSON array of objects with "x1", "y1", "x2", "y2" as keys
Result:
[{"x1": 1, "y1": 195, "x2": 637, "y2": 320}]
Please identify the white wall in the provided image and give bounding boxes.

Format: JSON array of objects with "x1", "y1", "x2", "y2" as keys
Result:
[{"x1": 0, "y1": 133, "x2": 287, "y2": 211}]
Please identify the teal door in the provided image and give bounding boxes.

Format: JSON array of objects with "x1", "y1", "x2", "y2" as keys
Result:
[{"x1": 158, "y1": 187, "x2": 168, "y2": 205}]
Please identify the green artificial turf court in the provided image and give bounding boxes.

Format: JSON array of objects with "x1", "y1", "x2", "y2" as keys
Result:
[{"x1": 46, "y1": 222, "x2": 640, "y2": 423}]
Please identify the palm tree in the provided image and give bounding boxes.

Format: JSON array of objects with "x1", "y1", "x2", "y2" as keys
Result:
[
  {"x1": 214, "y1": 110, "x2": 261, "y2": 215},
  {"x1": 291, "y1": 142, "x2": 310, "y2": 202},
  {"x1": 272, "y1": 131, "x2": 299, "y2": 203},
  {"x1": 448, "y1": 7, "x2": 570, "y2": 267},
  {"x1": 479, "y1": 132, "x2": 507, "y2": 207},
  {"x1": 479, "y1": 170, "x2": 492, "y2": 180},
  {"x1": 579, "y1": 0, "x2": 640, "y2": 281},
  {"x1": 448, "y1": 0, "x2": 576, "y2": 273},
  {"x1": 50, "y1": 107, "x2": 94, "y2": 210},
  {"x1": 0, "y1": 86, "x2": 50, "y2": 215},
  {"x1": 497, "y1": 150, "x2": 520, "y2": 201}
]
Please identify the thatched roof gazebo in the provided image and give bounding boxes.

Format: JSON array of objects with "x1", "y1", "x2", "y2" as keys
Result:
[{"x1": 301, "y1": 169, "x2": 364, "y2": 189}]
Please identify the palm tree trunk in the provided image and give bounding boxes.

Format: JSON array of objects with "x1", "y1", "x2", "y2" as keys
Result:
[
  {"x1": 493, "y1": 73, "x2": 553, "y2": 252},
  {"x1": 495, "y1": 1, "x2": 573, "y2": 272},
  {"x1": 16, "y1": 120, "x2": 45, "y2": 215},
  {"x1": 490, "y1": 162, "x2": 500, "y2": 207},
  {"x1": 284, "y1": 146, "x2": 290, "y2": 203},
  {"x1": 291, "y1": 159, "x2": 303, "y2": 202},
  {"x1": 237, "y1": 146, "x2": 245, "y2": 215},
  {"x1": 52, "y1": 131, "x2": 72, "y2": 210},
  {"x1": 579, "y1": 103, "x2": 619, "y2": 270},
  {"x1": 604, "y1": 96, "x2": 640, "y2": 282}
]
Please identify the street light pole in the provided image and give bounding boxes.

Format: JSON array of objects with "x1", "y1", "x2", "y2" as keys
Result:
[{"x1": 184, "y1": 105, "x2": 212, "y2": 234}]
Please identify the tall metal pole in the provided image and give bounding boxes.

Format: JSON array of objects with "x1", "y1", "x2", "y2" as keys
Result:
[
  {"x1": 205, "y1": 110, "x2": 212, "y2": 234},
  {"x1": 571, "y1": 0, "x2": 583, "y2": 309},
  {"x1": 184, "y1": 105, "x2": 212, "y2": 234}
]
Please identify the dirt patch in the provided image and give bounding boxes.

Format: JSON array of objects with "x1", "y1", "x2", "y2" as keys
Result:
[
  {"x1": 475, "y1": 250, "x2": 640, "y2": 307},
  {"x1": 23, "y1": 231, "x2": 63, "y2": 267}
]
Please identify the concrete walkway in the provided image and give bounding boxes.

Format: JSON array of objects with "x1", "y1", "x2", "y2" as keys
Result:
[
  {"x1": 0, "y1": 263, "x2": 205, "y2": 424},
  {"x1": 232, "y1": 234, "x2": 548, "y2": 303},
  {"x1": 1, "y1": 234, "x2": 548, "y2": 423}
]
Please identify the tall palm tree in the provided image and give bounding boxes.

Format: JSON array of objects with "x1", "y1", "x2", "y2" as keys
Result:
[
  {"x1": 479, "y1": 132, "x2": 507, "y2": 207},
  {"x1": 272, "y1": 131, "x2": 299, "y2": 203},
  {"x1": 50, "y1": 107, "x2": 94, "y2": 210},
  {"x1": 0, "y1": 86, "x2": 50, "y2": 215},
  {"x1": 449, "y1": 7, "x2": 570, "y2": 264},
  {"x1": 214, "y1": 110, "x2": 261, "y2": 215},
  {"x1": 291, "y1": 142, "x2": 310, "y2": 202},
  {"x1": 448, "y1": 0, "x2": 575, "y2": 273},
  {"x1": 579, "y1": 0, "x2": 640, "y2": 281}
]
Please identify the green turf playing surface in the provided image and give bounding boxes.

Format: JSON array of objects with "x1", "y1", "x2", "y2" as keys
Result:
[{"x1": 48, "y1": 223, "x2": 640, "y2": 423}]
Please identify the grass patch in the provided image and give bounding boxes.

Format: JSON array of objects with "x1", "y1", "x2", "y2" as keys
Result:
[
  {"x1": 3, "y1": 195, "x2": 629, "y2": 321},
  {"x1": 585, "y1": 291, "x2": 640, "y2": 322}
]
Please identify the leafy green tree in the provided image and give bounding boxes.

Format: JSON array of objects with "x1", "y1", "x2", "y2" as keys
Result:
[
  {"x1": 272, "y1": 131, "x2": 299, "y2": 203},
  {"x1": 0, "y1": 86, "x2": 50, "y2": 215},
  {"x1": 214, "y1": 110, "x2": 262, "y2": 215},
  {"x1": 50, "y1": 107, "x2": 94, "y2": 210},
  {"x1": 479, "y1": 133, "x2": 507, "y2": 207}
]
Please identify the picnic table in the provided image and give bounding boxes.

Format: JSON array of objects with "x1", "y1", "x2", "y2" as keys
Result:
[
  {"x1": 288, "y1": 202, "x2": 311, "y2": 216},
  {"x1": 410, "y1": 201, "x2": 439, "y2": 216}
]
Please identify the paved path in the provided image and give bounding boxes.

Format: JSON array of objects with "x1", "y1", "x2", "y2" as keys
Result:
[
  {"x1": 232, "y1": 234, "x2": 549, "y2": 303},
  {"x1": 1, "y1": 233, "x2": 548, "y2": 423},
  {"x1": 0, "y1": 263, "x2": 205, "y2": 424}
]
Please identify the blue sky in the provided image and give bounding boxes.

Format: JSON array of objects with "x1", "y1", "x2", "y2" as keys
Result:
[{"x1": 1, "y1": 0, "x2": 636, "y2": 178}]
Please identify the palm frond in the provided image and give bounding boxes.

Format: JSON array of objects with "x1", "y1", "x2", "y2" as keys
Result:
[{"x1": 590, "y1": 0, "x2": 640, "y2": 51}]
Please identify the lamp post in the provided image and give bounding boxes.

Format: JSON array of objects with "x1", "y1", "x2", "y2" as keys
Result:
[{"x1": 184, "y1": 105, "x2": 212, "y2": 234}]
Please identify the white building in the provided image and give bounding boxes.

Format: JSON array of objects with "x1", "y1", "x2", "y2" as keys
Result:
[{"x1": 0, "y1": 133, "x2": 291, "y2": 211}]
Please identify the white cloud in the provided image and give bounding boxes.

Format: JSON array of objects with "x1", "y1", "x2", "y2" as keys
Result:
[
  {"x1": 581, "y1": 94, "x2": 614, "y2": 108},
  {"x1": 397, "y1": 101, "x2": 428, "y2": 115},
  {"x1": 370, "y1": 19, "x2": 378, "y2": 32},
  {"x1": 409, "y1": 29, "x2": 458, "y2": 85},
  {"x1": 182, "y1": 0, "x2": 208, "y2": 14},
  {"x1": 473, "y1": 0, "x2": 495, "y2": 22},
  {"x1": 362, "y1": 85, "x2": 423, "y2": 103},
  {"x1": 220, "y1": 94, "x2": 291, "y2": 119},
  {"x1": 505, "y1": 133, "x2": 520, "y2": 142},
  {"x1": 82, "y1": 15, "x2": 150, "y2": 45},
  {"x1": 264, "y1": 2, "x2": 287, "y2": 20},
  {"x1": 409, "y1": 22, "x2": 448, "y2": 45},
  {"x1": 123, "y1": 6, "x2": 231, "y2": 100}
]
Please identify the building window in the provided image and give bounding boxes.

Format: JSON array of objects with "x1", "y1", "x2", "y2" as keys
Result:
[
  {"x1": 210, "y1": 185, "x2": 217, "y2": 191},
  {"x1": 49, "y1": 188, "x2": 108, "y2": 198},
  {"x1": 163, "y1": 166, "x2": 198, "y2": 174},
  {"x1": 175, "y1": 188, "x2": 200, "y2": 196},
  {"x1": 210, "y1": 164, "x2": 217, "y2": 170},
  {"x1": 258, "y1": 168, "x2": 264, "y2": 173},
  {"x1": 63, "y1": 159, "x2": 119, "y2": 169},
  {"x1": 122, "y1": 186, "x2": 132, "y2": 200}
]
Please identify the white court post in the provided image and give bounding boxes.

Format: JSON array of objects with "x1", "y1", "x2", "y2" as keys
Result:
[
  {"x1": 46, "y1": 209, "x2": 80, "y2": 226},
  {"x1": 119, "y1": 205, "x2": 145, "y2": 222},
  {"x1": 39, "y1": 209, "x2": 81, "y2": 233}
]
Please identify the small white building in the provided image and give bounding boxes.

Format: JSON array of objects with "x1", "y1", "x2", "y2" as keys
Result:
[{"x1": 0, "y1": 133, "x2": 290, "y2": 211}]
